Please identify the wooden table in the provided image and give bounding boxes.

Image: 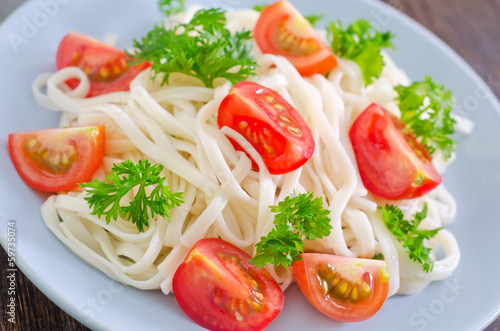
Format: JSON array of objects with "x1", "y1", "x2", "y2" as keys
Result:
[{"x1": 1, "y1": 0, "x2": 499, "y2": 330}]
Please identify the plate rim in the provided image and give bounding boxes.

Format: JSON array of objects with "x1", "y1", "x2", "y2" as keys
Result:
[{"x1": 1, "y1": 0, "x2": 499, "y2": 330}]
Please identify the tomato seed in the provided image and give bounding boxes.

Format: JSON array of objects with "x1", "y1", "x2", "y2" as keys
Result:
[
  {"x1": 274, "y1": 103, "x2": 285, "y2": 111},
  {"x1": 99, "y1": 66, "x2": 109, "y2": 79},
  {"x1": 27, "y1": 138, "x2": 37, "y2": 149}
]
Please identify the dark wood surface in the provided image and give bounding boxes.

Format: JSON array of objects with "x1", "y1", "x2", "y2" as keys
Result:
[{"x1": 1, "y1": 0, "x2": 499, "y2": 330}]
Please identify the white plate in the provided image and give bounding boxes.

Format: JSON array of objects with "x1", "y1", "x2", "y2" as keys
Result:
[{"x1": 1, "y1": 0, "x2": 499, "y2": 330}]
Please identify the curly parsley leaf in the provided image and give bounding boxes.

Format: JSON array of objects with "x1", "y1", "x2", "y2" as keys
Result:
[
  {"x1": 252, "y1": 4, "x2": 266, "y2": 12},
  {"x1": 130, "y1": 8, "x2": 256, "y2": 88},
  {"x1": 304, "y1": 14, "x2": 324, "y2": 27},
  {"x1": 395, "y1": 76, "x2": 456, "y2": 160},
  {"x1": 158, "y1": 0, "x2": 185, "y2": 16},
  {"x1": 252, "y1": 4, "x2": 322, "y2": 26},
  {"x1": 80, "y1": 160, "x2": 184, "y2": 233},
  {"x1": 326, "y1": 19, "x2": 394, "y2": 85},
  {"x1": 249, "y1": 192, "x2": 332, "y2": 269},
  {"x1": 379, "y1": 203, "x2": 441, "y2": 272}
]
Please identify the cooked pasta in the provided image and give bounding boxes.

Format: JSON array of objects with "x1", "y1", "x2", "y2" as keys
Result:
[{"x1": 34, "y1": 6, "x2": 460, "y2": 299}]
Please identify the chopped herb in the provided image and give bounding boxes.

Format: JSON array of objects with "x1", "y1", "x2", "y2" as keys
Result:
[
  {"x1": 80, "y1": 160, "x2": 184, "y2": 233},
  {"x1": 130, "y1": 8, "x2": 256, "y2": 88},
  {"x1": 252, "y1": 4, "x2": 266, "y2": 12},
  {"x1": 304, "y1": 13, "x2": 324, "y2": 27},
  {"x1": 249, "y1": 191, "x2": 332, "y2": 269},
  {"x1": 379, "y1": 203, "x2": 441, "y2": 272},
  {"x1": 253, "y1": 4, "x2": 322, "y2": 26},
  {"x1": 326, "y1": 19, "x2": 394, "y2": 85},
  {"x1": 395, "y1": 76, "x2": 456, "y2": 160},
  {"x1": 158, "y1": 0, "x2": 185, "y2": 16}
]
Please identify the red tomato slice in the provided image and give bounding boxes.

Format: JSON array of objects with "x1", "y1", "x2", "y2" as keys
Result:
[
  {"x1": 172, "y1": 238, "x2": 284, "y2": 331},
  {"x1": 349, "y1": 103, "x2": 442, "y2": 200},
  {"x1": 293, "y1": 253, "x2": 389, "y2": 322},
  {"x1": 254, "y1": 1, "x2": 337, "y2": 76},
  {"x1": 56, "y1": 31, "x2": 151, "y2": 97},
  {"x1": 8, "y1": 126, "x2": 105, "y2": 192},
  {"x1": 217, "y1": 81, "x2": 314, "y2": 174}
]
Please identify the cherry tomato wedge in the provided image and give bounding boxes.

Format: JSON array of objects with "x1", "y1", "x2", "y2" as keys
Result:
[
  {"x1": 293, "y1": 253, "x2": 389, "y2": 322},
  {"x1": 254, "y1": 1, "x2": 337, "y2": 76},
  {"x1": 349, "y1": 103, "x2": 442, "y2": 200},
  {"x1": 172, "y1": 238, "x2": 284, "y2": 331},
  {"x1": 8, "y1": 126, "x2": 105, "y2": 192},
  {"x1": 56, "y1": 31, "x2": 151, "y2": 97},
  {"x1": 217, "y1": 81, "x2": 314, "y2": 174}
]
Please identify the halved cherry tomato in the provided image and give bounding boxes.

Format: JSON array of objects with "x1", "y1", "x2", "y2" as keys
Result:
[
  {"x1": 217, "y1": 81, "x2": 314, "y2": 174},
  {"x1": 349, "y1": 103, "x2": 442, "y2": 200},
  {"x1": 254, "y1": 1, "x2": 337, "y2": 76},
  {"x1": 56, "y1": 31, "x2": 151, "y2": 97},
  {"x1": 172, "y1": 238, "x2": 284, "y2": 331},
  {"x1": 8, "y1": 126, "x2": 105, "y2": 192},
  {"x1": 293, "y1": 253, "x2": 389, "y2": 322}
]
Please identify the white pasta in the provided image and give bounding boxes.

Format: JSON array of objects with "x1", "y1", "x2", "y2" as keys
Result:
[{"x1": 34, "y1": 7, "x2": 460, "y2": 298}]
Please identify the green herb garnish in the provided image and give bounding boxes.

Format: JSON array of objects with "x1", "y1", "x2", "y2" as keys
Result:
[
  {"x1": 158, "y1": 0, "x2": 185, "y2": 16},
  {"x1": 395, "y1": 76, "x2": 456, "y2": 160},
  {"x1": 327, "y1": 19, "x2": 394, "y2": 85},
  {"x1": 130, "y1": 8, "x2": 256, "y2": 88},
  {"x1": 252, "y1": 4, "x2": 266, "y2": 12},
  {"x1": 80, "y1": 160, "x2": 184, "y2": 233},
  {"x1": 379, "y1": 203, "x2": 440, "y2": 272},
  {"x1": 304, "y1": 14, "x2": 324, "y2": 27},
  {"x1": 249, "y1": 192, "x2": 332, "y2": 269}
]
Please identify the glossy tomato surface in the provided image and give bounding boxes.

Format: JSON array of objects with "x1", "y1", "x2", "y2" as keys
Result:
[
  {"x1": 294, "y1": 253, "x2": 389, "y2": 322},
  {"x1": 56, "y1": 31, "x2": 150, "y2": 97},
  {"x1": 254, "y1": 1, "x2": 337, "y2": 76},
  {"x1": 8, "y1": 126, "x2": 105, "y2": 192},
  {"x1": 172, "y1": 238, "x2": 284, "y2": 331},
  {"x1": 217, "y1": 81, "x2": 314, "y2": 174},
  {"x1": 349, "y1": 103, "x2": 442, "y2": 200}
]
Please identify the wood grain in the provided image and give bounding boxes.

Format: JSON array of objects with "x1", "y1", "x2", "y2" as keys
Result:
[{"x1": 1, "y1": 0, "x2": 499, "y2": 330}]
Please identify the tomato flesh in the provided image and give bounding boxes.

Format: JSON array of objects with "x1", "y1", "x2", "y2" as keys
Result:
[
  {"x1": 56, "y1": 31, "x2": 150, "y2": 97},
  {"x1": 293, "y1": 253, "x2": 389, "y2": 322},
  {"x1": 217, "y1": 81, "x2": 314, "y2": 174},
  {"x1": 172, "y1": 238, "x2": 284, "y2": 331},
  {"x1": 349, "y1": 103, "x2": 441, "y2": 200},
  {"x1": 8, "y1": 126, "x2": 105, "y2": 192},
  {"x1": 254, "y1": 1, "x2": 337, "y2": 76}
]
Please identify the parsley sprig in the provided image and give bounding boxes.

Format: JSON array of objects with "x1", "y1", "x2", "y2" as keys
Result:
[
  {"x1": 395, "y1": 77, "x2": 456, "y2": 160},
  {"x1": 379, "y1": 203, "x2": 441, "y2": 272},
  {"x1": 80, "y1": 160, "x2": 184, "y2": 233},
  {"x1": 249, "y1": 192, "x2": 332, "y2": 269},
  {"x1": 130, "y1": 8, "x2": 256, "y2": 88},
  {"x1": 158, "y1": 0, "x2": 184, "y2": 16},
  {"x1": 303, "y1": 14, "x2": 325, "y2": 28},
  {"x1": 253, "y1": 4, "x2": 323, "y2": 27},
  {"x1": 327, "y1": 20, "x2": 395, "y2": 85}
]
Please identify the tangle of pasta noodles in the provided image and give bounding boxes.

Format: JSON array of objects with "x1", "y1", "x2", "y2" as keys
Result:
[{"x1": 34, "y1": 7, "x2": 460, "y2": 298}]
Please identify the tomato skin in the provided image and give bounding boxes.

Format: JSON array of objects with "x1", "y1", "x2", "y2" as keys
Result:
[
  {"x1": 349, "y1": 103, "x2": 442, "y2": 200},
  {"x1": 293, "y1": 253, "x2": 389, "y2": 322},
  {"x1": 172, "y1": 238, "x2": 284, "y2": 331},
  {"x1": 8, "y1": 126, "x2": 105, "y2": 192},
  {"x1": 217, "y1": 81, "x2": 314, "y2": 174},
  {"x1": 56, "y1": 31, "x2": 150, "y2": 97},
  {"x1": 254, "y1": 1, "x2": 337, "y2": 76}
]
